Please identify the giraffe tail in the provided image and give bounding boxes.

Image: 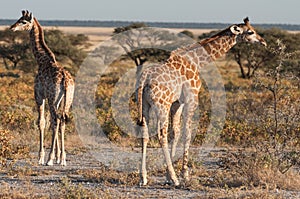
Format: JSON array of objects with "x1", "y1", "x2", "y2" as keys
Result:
[
  {"x1": 61, "y1": 72, "x2": 75, "y2": 123},
  {"x1": 136, "y1": 71, "x2": 147, "y2": 126}
]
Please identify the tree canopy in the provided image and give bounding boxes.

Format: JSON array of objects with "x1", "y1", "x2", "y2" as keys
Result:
[{"x1": 0, "y1": 28, "x2": 89, "y2": 75}]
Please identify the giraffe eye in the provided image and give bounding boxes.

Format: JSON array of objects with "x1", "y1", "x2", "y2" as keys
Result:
[
  {"x1": 247, "y1": 31, "x2": 254, "y2": 35},
  {"x1": 21, "y1": 21, "x2": 27, "y2": 24}
]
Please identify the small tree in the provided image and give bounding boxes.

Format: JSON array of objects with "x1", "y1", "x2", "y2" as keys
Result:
[
  {"x1": 254, "y1": 40, "x2": 300, "y2": 172},
  {"x1": 230, "y1": 41, "x2": 272, "y2": 78},
  {"x1": 113, "y1": 23, "x2": 168, "y2": 66},
  {"x1": 0, "y1": 28, "x2": 89, "y2": 75},
  {"x1": 113, "y1": 22, "x2": 189, "y2": 68},
  {"x1": 180, "y1": 30, "x2": 194, "y2": 39},
  {"x1": 44, "y1": 29, "x2": 88, "y2": 75},
  {"x1": 0, "y1": 43, "x2": 30, "y2": 70},
  {"x1": 0, "y1": 29, "x2": 32, "y2": 70}
]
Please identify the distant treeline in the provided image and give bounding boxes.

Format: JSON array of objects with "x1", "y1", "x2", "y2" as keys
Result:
[{"x1": 1, "y1": 19, "x2": 300, "y2": 30}]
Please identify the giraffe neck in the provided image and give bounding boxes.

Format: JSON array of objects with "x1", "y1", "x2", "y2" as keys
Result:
[
  {"x1": 30, "y1": 18, "x2": 57, "y2": 67},
  {"x1": 200, "y1": 34, "x2": 237, "y2": 60},
  {"x1": 171, "y1": 32, "x2": 237, "y2": 69}
]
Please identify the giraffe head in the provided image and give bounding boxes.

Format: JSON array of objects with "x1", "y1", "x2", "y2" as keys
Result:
[
  {"x1": 230, "y1": 17, "x2": 267, "y2": 46},
  {"x1": 10, "y1": 10, "x2": 34, "y2": 32}
]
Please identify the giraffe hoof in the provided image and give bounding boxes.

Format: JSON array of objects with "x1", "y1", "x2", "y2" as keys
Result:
[
  {"x1": 139, "y1": 179, "x2": 148, "y2": 186},
  {"x1": 60, "y1": 160, "x2": 67, "y2": 166},
  {"x1": 38, "y1": 159, "x2": 44, "y2": 165},
  {"x1": 46, "y1": 160, "x2": 54, "y2": 166},
  {"x1": 168, "y1": 178, "x2": 180, "y2": 187},
  {"x1": 164, "y1": 179, "x2": 173, "y2": 186},
  {"x1": 38, "y1": 152, "x2": 45, "y2": 165},
  {"x1": 165, "y1": 177, "x2": 179, "y2": 186},
  {"x1": 174, "y1": 180, "x2": 180, "y2": 187}
]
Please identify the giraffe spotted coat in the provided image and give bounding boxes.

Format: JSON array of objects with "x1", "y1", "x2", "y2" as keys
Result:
[
  {"x1": 136, "y1": 18, "x2": 266, "y2": 186},
  {"x1": 10, "y1": 10, "x2": 74, "y2": 166}
]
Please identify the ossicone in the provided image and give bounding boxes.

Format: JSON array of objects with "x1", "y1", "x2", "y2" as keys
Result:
[
  {"x1": 21, "y1": 10, "x2": 32, "y2": 18},
  {"x1": 243, "y1": 17, "x2": 250, "y2": 25}
]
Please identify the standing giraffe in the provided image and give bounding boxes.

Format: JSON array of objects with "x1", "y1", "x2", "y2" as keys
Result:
[
  {"x1": 136, "y1": 18, "x2": 266, "y2": 186},
  {"x1": 10, "y1": 10, "x2": 74, "y2": 166}
]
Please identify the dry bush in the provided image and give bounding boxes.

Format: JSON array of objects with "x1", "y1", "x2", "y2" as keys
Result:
[
  {"x1": 0, "y1": 129, "x2": 14, "y2": 166},
  {"x1": 0, "y1": 129, "x2": 30, "y2": 169},
  {"x1": 0, "y1": 181, "x2": 41, "y2": 199},
  {"x1": 219, "y1": 40, "x2": 300, "y2": 191},
  {"x1": 78, "y1": 164, "x2": 140, "y2": 186},
  {"x1": 221, "y1": 148, "x2": 300, "y2": 190},
  {"x1": 58, "y1": 177, "x2": 97, "y2": 199}
]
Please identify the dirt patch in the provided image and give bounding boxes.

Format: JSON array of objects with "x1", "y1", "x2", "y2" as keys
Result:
[{"x1": 1, "y1": 146, "x2": 299, "y2": 198}]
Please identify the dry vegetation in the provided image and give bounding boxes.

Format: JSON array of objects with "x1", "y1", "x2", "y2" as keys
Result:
[{"x1": 0, "y1": 26, "x2": 299, "y2": 198}]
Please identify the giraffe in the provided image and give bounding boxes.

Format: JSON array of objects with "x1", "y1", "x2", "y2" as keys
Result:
[
  {"x1": 136, "y1": 17, "x2": 266, "y2": 186},
  {"x1": 10, "y1": 10, "x2": 74, "y2": 166}
]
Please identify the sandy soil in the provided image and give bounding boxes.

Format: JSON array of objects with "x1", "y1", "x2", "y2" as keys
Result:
[
  {"x1": 1, "y1": 146, "x2": 299, "y2": 198},
  {"x1": 0, "y1": 147, "x2": 219, "y2": 198}
]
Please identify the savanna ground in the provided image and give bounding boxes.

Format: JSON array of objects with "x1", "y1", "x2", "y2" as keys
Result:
[{"x1": 0, "y1": 26, "x2": 300, "y2": 198}]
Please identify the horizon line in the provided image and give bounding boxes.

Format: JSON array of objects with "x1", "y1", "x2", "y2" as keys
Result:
[{"x1": 1, "y1": 18, "x2": 300, "y2": 26}]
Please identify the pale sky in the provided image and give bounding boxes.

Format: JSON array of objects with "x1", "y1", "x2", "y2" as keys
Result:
[{"x1": 1, "y1": 0, "x2": 300, "y2": 24}]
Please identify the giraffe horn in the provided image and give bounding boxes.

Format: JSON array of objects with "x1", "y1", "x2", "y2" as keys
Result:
[
  {"x1": 22, "y1": 10, "x2": 26, "y2": 16},
  {"x1": 243, "y1": 17, "x2": 250, "y2": 25}
]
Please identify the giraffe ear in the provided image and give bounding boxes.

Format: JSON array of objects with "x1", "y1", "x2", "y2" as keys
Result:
[{"x1": 230, "y1": 25, "x2": 242, "y2": 35}]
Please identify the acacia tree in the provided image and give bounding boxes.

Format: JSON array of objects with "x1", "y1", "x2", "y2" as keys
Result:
[
  {"x1": 0, "y1": 29, "x2": 31, "y2": 70},
  {"x1": 0, "y1": 28, "x2": 89, "y2": 74},
  {"x1": 113, "y1": 23, "x2": 172, "y2": 67},
  {"x1": 113, "y1": 23, "x2": 193, "y2": 66},
  {"x1": 0, "y1": 43, "x2": 30, "y2": 70},
  {"x1": 230, "y1": 41, "x2": 272, "y2": 78}
]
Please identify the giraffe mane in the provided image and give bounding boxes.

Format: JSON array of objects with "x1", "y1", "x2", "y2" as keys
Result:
[
  {"x1": 172, "y1": 28, "x2": 233, "y2": 55},
  {"x1": 33, "y1": 18, "x2": 57, "y2": 63},
  {"x1": 199, "y1": 27, "x2": 233, "y2": 46}
]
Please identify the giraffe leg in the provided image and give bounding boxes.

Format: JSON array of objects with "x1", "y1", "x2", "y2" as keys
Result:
[
  {"x1": 59, "y1": 119, "x2": 66, "y2": 166},
  {"x1": 46, "y1": 107, "x2": 59, "y2": 166},
  {"x1": 139, "y1": 117, "x2": 149, "y2": 186},
  {"x1": 165, "y1": 102, "x2": 184, "y2": 183},
  {"x1": 170, "y1": 102, "x2": 184, "y2": 160},
  {"x1": 158, "y1": 113, "x2": 179, "y2": 186},
  {"x1": 58, "y1": 82, "x2": 74, "y2": 166},
  {"x1": 55, "y1": 131, "x2": 61, "y2": 164},
  {"x1": 139, "y1": 102, "x2": 150, "y2": 186},
  {"x1": 181, "y1": 101, "x2": 197, "y2": 181},
  {"x1": 37, "y1": 99, "x2": 46, "y2": 165}
]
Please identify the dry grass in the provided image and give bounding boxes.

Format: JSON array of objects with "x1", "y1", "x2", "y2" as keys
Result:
[{"x1": 0, "y1": 26, "x2": 299, "y2": 198}]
